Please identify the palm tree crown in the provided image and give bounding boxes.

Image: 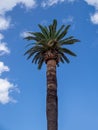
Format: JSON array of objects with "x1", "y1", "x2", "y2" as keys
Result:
[{"x1": 24, "y1": 19, "x2": 80, "y2": 69}]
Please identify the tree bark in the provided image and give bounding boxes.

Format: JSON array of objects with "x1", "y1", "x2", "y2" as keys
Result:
[{"x1": 46, "y1": 59, "x2": 58, "y2": 130}]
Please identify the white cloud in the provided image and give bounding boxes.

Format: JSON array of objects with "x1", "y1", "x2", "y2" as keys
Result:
[
  {"x1": 0, "y1": 0, "x2": 36, "y2": 15},
  {"x1": 62, "y1": 16, "x2": 74, "y2": 23},
  {"x1": 20, "y1": 31, "x2": 30, "y2": 38},
  {"x1": 84, "y1": 0, "x2": 98, "y2": 9},
  {"x1": 68, "y1": 0, "x2": 76, "y2": 1},
  {"x1": 0, "y1": 0, "x2": 32, "y2": 105},
  {"x1": 20, "y1": 0, "x2": 37, "y2": 8},
  {"x1": 0, "y1": 0, "x2": 36, "y2": 30},
  {"x1": 0, "y1": 78, "x2": 17, "y2": 104},
  {"x1": 0, "y1": 62, "x2": 10, "y2": 76},
  {"x1": 0, "y1": 16, "x2": 11, "y2": 31},
  {"x1": 41, "y1": 0, "x2": 75, "y2": 7},
  {"x1": 84, "y1": 0, "x2": 98, "y2": 24},
  {"x1": 91, "y1": 12, "x2": 98, "y2": 24},
  {"x1": 0, "y1": 43, "x2": 10, "y2": 56},
  {"x1": 0, "y1": 34, "x2": 4, "y2": 41},
  {"x1": 41, "y1": 0, "x2": 64, "y2": 7}
]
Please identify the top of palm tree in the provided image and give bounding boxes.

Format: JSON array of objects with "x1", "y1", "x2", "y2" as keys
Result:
[{"x1": 24, "y1": 19, "x2": 80, "y2": 69}]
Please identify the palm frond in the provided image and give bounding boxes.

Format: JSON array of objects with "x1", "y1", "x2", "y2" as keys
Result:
[
  {"x1": 29, "y1": 32, "x2": 45, "y2": 40},
  {"x1": 32, "y1": 52, "x2": 42, "y2": 64},
  {"x1": 26, "y1": 50, "x2": 37, "y2": 60},
  {"x1": 53, "y1": 19, "x2": 57, "y2": 33},
  {"x1": 59, "y1": 52, "x2": 70, "y2": 63},
  {"x1": 60, "y1": 38, "x2": 80, "y2": 45},
  {"x1": 38, "y1": 57, "x2": 44, "y2": 69},
  {"x1": 59, "y1": 36, "x2": 74, "y2": 44},
  {"x1": 59, "y1": 57, "x2": 65, "y2": 63},
  {"x1": 24, "y1": 36, "x2": 38, "y2": 41},
  {"x1": 52, "y1": 19, "x2": 57, "y2": 37},
  {"x1": 55, "y1": 25, "x2": 65, "y2": 38},
  {"x1": 61, "y1": 48, "x2": 77, "y2": 56},
  {"x1": 24, "y1": 46, "x2": 44, "y2": 56},
  {"x1": 49, "y1": 25, "x2": 53, "y2": 38},
  {"x1": 25, "y1": 43, "x2": 35, "y2": 48},
  {"x1": 38, "y1": 24, "x2": 49, "y2": 39},
  {"x1": 57, "y1": 25, "x2": 70, "y2": 41}
]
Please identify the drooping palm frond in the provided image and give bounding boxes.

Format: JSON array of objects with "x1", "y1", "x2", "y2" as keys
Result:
[
  {"x1": 24, "y1": 19, "x2": 80, "y2": 69},
  {"x1": 60, "y1": 52, "x2": 70, "y2": 63},
  {"x1": 59, "y1": 38, "x2": 80, "y2": 45}
]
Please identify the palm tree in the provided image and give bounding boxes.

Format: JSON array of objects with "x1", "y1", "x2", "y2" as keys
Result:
[{"x1": 24, "y1": 19, "x2": 79, "y2": 130}]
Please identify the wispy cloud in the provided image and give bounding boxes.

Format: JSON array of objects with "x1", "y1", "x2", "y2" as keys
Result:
[
  {"x1": 0, "y1": 62, "x2": 9, "y2": 76},
  {"x1": 20, "y1": 31, "x2": 30, "y2": 38},
  {"x1": 84, "y1": 0, "x2": 98, "y2": 24},
  {"x1": 0, "y1": 16, "x2": 11, "y2": 31},
  {"x1": 20, "y1": 0, "x2": 37, "y2": 9},
  {"x1": 0, "y1": 0, "x2": 37, "y2": 32},
  {"x1": 0, "y1": 34, "x2": 4, "y2": 41},
  {"x1": 41, "y1": 0, "x2": 64, "y2": 7},
  {"x1": 41, "y1": 0, "x2": 76, "y2": 7},
  {"x1": 84, "y1": 0, "x2": 98, "y2": 9},
  {"x1": 0, "y1": 0, "x2": 36, "y2": 15},
  {"x1": 62, "y1": 16, "x2": 74, "y2": 24},
  {"x1": 0, "y1": 43, "x2": 10, "y2": 56},
  {"x1": 91, "y1": 12, "x2": 98, "y2": 24}
]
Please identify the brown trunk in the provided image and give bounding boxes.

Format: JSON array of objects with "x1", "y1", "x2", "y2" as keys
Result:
[{"x1": 46, "y1": 59, "x2": 58, "y2": 130}]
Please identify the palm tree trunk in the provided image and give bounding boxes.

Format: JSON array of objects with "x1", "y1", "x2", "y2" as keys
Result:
[{"x1": 46, "y1": 59, "x2": 58, "y2": 130}]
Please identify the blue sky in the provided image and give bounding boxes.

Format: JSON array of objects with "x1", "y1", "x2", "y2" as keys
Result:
[{"x1": 0, "y1": 0, "x2": 98, "y2": 130}]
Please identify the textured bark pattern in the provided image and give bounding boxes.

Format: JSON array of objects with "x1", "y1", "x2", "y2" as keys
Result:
[
  {"x1": 44, "y1": 50, "x2": 59, "y2": 64},
  {"x1": 46, "y1": 60, "x2": 58, "y2": 130}
]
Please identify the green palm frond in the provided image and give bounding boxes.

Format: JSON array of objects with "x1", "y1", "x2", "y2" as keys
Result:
[
  {"x1": 59, "y1": 56, "x2": 65, "y2": 63},
  {"x1": 24, "y1": 46, "x2": 44, "y2": 57},
  {"x1": 24, "y1": 36, "x2": 38, "y2": 41},
  {"x1": 55, "y1": 25, "x2": 65, "y2": 38},
  {"x1": 57, "y1": 25, "x2": 70, "y2": 41},
  {"x1": 59, "y1": 52, "x2": 70, "y2": 63},
  {"x1": 49, "y1": 25, "x2": 53, "y2": 38},
  {"x1": 38, "y1": 24, "x2": 49, "y2": 39},
  {"x1": 32, "y1": 52, "x2": 42, "y2": 64},
  {"x1": 59, "y1": 38, "x2": 80, "y2": 45},
  {"x1": 49, "y1": 19, "x2": 57, "y2": 38},
  {"x1": 25, "y1": 43, "x2": 35, "y2": 48},
  {"x1": 38, "y1": 57, "x2": 44, "y2": 69},
  {"x1": 29, "y1": 32, "x2": 45, "y2": 39},
  {"x1": 61, "y1": 48, "x2": 77, "y2": 56},
  {"x1": 52, "y1": 19, "x2": 57, "y2": 34}
]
